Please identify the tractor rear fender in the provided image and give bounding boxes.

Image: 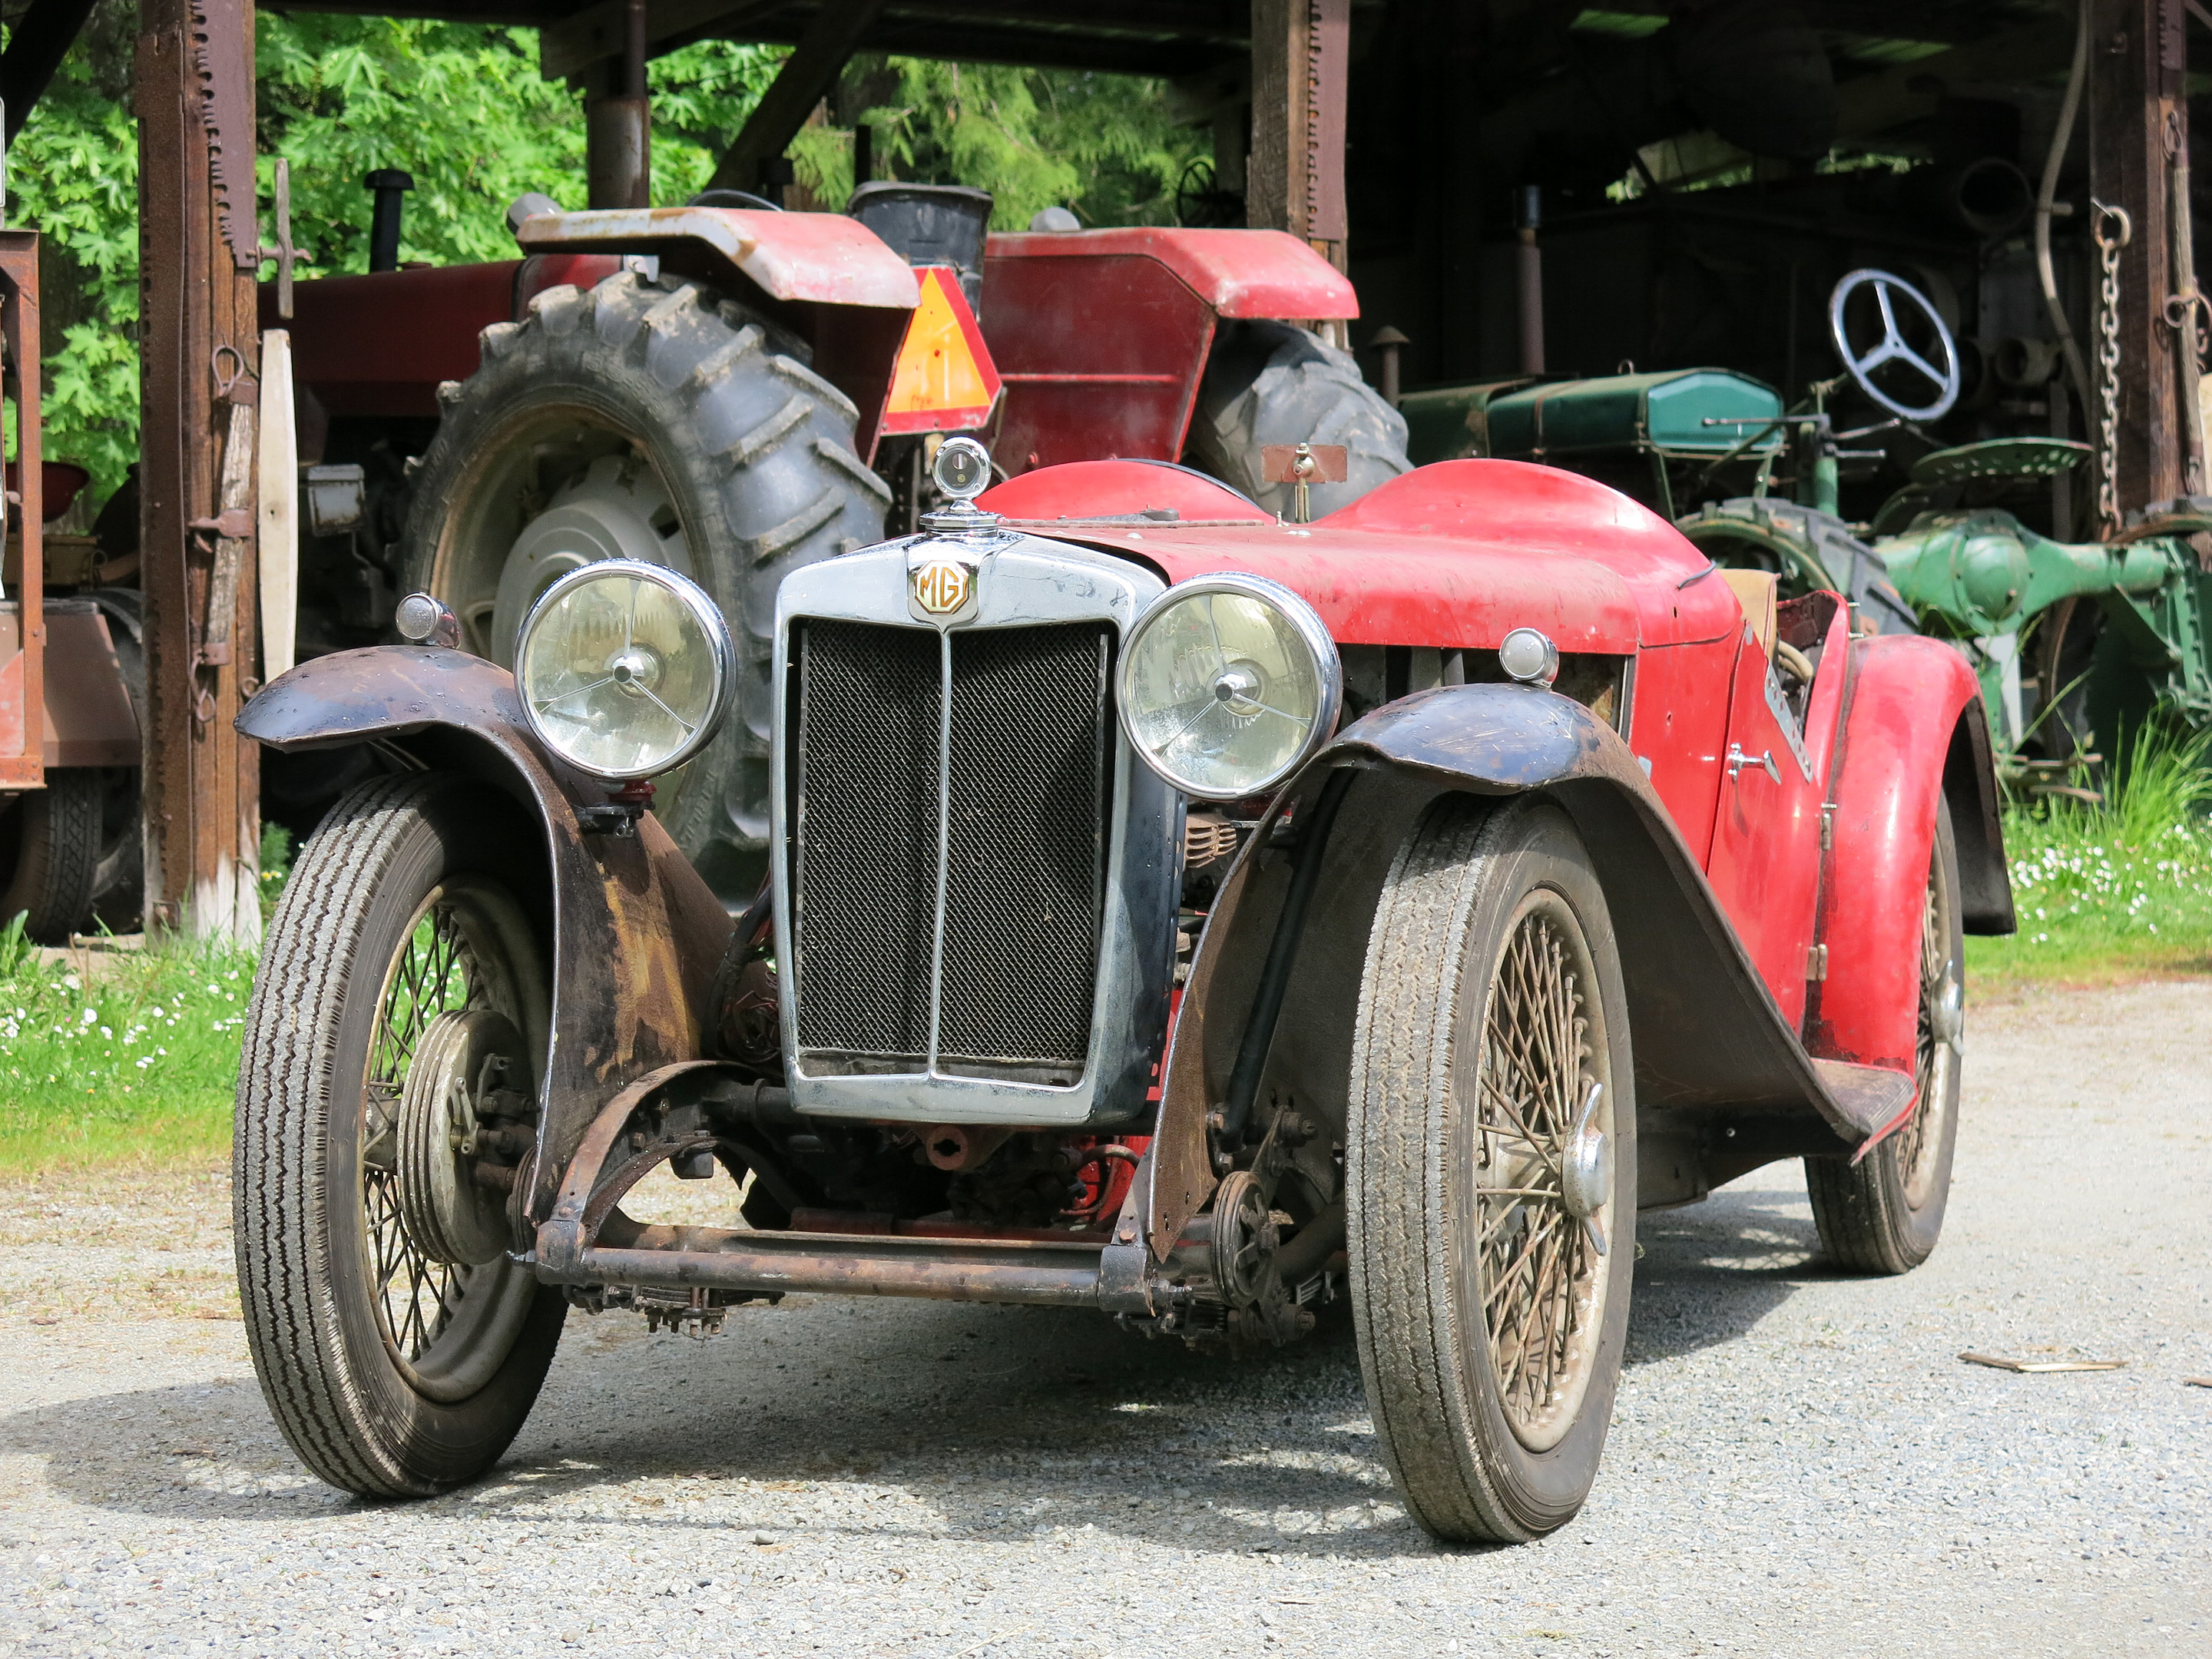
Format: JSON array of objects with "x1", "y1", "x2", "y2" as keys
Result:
[
  {"x1": 237, "y1": 647, "x2": 733, "y2": 1222},
  {"x1": 1140, "y1": 682, "x2": 1914, "y2": 1261},
  {"x1": 1806, "y1": 634, "x2": 2013, "y2": 1076}
]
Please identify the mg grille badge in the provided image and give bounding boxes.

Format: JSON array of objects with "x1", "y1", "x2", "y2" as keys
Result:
[{"x1": 909, "y1": 557, "x2": 975, "y2": 620}]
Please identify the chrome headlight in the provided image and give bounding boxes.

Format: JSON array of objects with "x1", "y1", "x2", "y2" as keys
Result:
[
  {"x1": 1118, "y1": 572, "x2": 1341, "y2": 800},
  {"x1": 515, "y1": 559, "x2": 734, "y2": 781}
]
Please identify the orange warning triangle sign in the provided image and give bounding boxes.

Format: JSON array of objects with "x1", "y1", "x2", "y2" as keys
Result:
[{"x1": 881, "y1": 265, "x2": 1002, "y2": 434}]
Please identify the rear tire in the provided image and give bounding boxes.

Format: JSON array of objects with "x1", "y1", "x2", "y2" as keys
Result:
[
  {"x1": 401, "y1": 268, "x2": 890, "y2": 899},
  {"x1": 1805, "y1": 798, "x2": 1964, "y2": 1273},
  {"x1": 1349, "y1": 796, "x2": 1636, "y2": 1544},
  {"x1": 1185, "y1": 320, "x2": 1411, "y2": 519},
  {"x1": 235, "y1": 772, "x2": 564, "y2": 1497},
  {"x1": 0, "y1": 770, "x2": 104, "y2": 944}
]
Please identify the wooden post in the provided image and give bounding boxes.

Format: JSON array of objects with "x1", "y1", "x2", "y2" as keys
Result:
[
  {"x1": 135, "y1": 0, "x2": 261, "y2": 944},
  {"x1": 2088, "y1": 0, "x2": 2190, "y2": 517},
  {"x1": 1249, "y1": 0, "x2": 1349, "y2": 275}
]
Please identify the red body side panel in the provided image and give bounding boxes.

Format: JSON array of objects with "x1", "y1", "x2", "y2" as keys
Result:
[
  {"x1": 980, "y1": 459, "x2": 1270, "y2": 524},
  {"x1": 986, "y1": 227, "x2": 1359, "y2": 320},
  {"x1": 1624, "y1": 637, "x2": 1734, "y2": 866},
  {"x1": 980, "y1": 253, "x2": 1217, "y2": 474},
  {"x1": 1706, "y1": 624, "x2": 1829, "y2": 1025},
  {"x1": 269, "y1": 262, "x2": 522, "y2": 417},
  {"x1": 1805, "y1": 634, "x2": 1983, "y2": 1075}
]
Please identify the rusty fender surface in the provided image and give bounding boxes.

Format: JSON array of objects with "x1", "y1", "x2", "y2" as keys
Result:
[
  {"x1": 1141, "y1": 682, "x2": 1910, "y2": 1261},
  {"x1": 237, "y1": 647, "x2": 733, "y2": 1220}
]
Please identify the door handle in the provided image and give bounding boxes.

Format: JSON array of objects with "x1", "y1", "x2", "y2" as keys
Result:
[{"x1": 1726, "y1": 743, "x2": 1780, "y2": 784}]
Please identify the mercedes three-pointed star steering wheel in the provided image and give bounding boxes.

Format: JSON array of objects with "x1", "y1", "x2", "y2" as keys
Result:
[{"x1": 1828, "y1": 268, "x2": 1961, "y2": 422}]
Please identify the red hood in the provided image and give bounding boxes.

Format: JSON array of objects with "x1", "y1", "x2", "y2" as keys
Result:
[{"x1": 993, "y1": 459, "x2": 1738, "y2": 651}]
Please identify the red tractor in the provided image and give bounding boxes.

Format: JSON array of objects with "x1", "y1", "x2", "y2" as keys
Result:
[
  {"x1": 233, "y1": 426, "x2": 2009, "y2": 1544},
  {"x1": 269, "y1": 185, "x2": 1409, "y2": 897}
]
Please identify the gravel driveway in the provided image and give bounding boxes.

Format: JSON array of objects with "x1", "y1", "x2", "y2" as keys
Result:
[{"x1": 3, "y1": 979, "x2": 2207, "y2": 1658}]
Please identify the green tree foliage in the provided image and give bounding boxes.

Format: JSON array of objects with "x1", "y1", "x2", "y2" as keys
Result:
[
  {"x1": 797, "y1": 57, "x2": 1205, "y2": 230},
  {"x1": 8, "y1": 12, "x2": 1200, "y2": 495}
]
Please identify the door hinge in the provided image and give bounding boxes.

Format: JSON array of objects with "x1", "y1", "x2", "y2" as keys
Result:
[
  {"x1": 1806, "y1": 943, "x2": 1830, "y2": 982},
  {"x1": 1820, "y1": 802, "x2": 1836, "y2": 850}
]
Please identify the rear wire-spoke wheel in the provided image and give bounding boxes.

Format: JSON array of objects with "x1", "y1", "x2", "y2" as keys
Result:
[
  {"x1": 1806, "y1": 798, "x2": 1964, "y2": 1273},
  {"x1": 1349, "y1": 797, "x2": 1635, "y2": 1545},
  {"x1": 236, "y1": 773, "x2": 565, "y2": 1497}
]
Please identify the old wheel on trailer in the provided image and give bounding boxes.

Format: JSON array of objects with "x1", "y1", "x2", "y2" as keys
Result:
[
  {"x1": 1347, "y1": 796, "x2": 1636, "y2": 1545},
  {"x1": 401, "y1": 268, "x2": 891, "y2": 898},
  {"x1": 1804, "y1": 797, "x2": 1964, "y2": 1273},
  {"x1": 0, "y1": 770, "x2": 103, "y2": 944},
  {"x1": 236, "y1": 771, "x2": 565, "y2": 1496}
]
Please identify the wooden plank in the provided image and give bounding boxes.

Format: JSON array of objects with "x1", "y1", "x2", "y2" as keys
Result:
[
  {"x1": 2088, "y1": 0, "x2": 2189, "y2": 519},
  {"x1": 705, "y1": 0, "x2": 886, "y2": 194},
  {"x1": 1247, "y1": 0, "x2": 1349, "y2": 269},
  {"x1": 135, "y1": 0, "x2": 260, "y2": 944},
  {"x1": 541, "y1": 0, "x2": 770, "y2": 82}
]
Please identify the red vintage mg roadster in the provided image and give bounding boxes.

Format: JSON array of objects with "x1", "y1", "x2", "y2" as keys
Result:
[{"x1": 233, "y1": 436, "x2": 2009, "y2": 1545}]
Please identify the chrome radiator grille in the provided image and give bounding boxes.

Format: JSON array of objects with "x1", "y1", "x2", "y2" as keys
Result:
[{"x1": 789, "y1": 618, "x2": 1114, "y2": 1080}]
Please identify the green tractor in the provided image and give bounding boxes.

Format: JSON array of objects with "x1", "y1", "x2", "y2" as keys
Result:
[{"x1": 1404, "y1": 270, "x2": 2212, "y2": 780}]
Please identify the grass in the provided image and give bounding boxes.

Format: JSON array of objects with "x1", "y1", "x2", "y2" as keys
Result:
[
  {"x1": 0, "y1": 824, "x2": 291, "y2": 1180},
  {"x1": 1968, "y1": 726, "x2": 2212, "y2": 986}
]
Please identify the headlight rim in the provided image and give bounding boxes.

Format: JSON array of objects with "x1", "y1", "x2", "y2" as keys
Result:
[
  {"x1": 514, "y1": 556, "x2": 737, "y2": 783},
  {"x1": 1117, "y1": 570, "x2": 1343, "y2": 801}
]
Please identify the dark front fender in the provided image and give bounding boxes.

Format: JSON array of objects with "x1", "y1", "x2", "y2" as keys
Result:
[
  {"x1": 239, "y1": 647, "x2": 733, "y2": 1219},
  {"x1": 1141, "y1": 682, "x2": 1912, "y2": 1260}
]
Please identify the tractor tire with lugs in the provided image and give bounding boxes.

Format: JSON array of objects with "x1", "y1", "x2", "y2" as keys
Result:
[
  {"x1": 1186, "y1": 320, "x2": 1412, "y2": 519},
  {"x1": 401, "y1": 268, "x2": 890, "y2": 899}
]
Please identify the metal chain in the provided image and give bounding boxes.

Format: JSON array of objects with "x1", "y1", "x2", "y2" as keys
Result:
[{"x1": 2093, "y1": 199, "x2": 2133, "y2": 534}]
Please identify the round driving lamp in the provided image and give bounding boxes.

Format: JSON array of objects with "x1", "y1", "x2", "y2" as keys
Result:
[
  {"x1": 1118, "y1": 573, "x2": 1342, "y2": 800},
  {"x1": 514, "y1": 559, "x2": 735, "y2": 781}
]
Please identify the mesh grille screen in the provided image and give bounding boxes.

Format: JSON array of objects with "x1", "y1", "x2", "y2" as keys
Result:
[
  {"x1": 790, "y1": 620, "x2": 942, "y2": 1066},
  {"x1": 939, "y1": 624, "x2": 1111, "y2": 1070}
]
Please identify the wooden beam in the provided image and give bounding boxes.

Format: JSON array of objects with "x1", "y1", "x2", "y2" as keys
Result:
[
  {"x1": 2088, "y1": 0, "x2": 2191, "y2": 521},
  {"x1": 1249, "y1": 0, "x2": 1349, "y2": 268},
  {"x1": 706, "y1": 0, "x2": 884, "y2": 194},
  {"x1": 542, "y1": 0, "x2": 770, "y2": 82},
  {"x1": 135, "y1": 0, "x2": 261, "y2": 943},
  {"x1": 0, "y1": 0, "x2": 100, "y2": 140}
]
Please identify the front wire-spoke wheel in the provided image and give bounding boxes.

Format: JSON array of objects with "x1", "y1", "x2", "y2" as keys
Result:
[
  {"x1": 1806, "y1": 797, "x2": 1964, "y2": 1273},
  {"x1": 1349, "y1": 796, "x2": 1636, "y2": 1545},
  {"x1": 236, "y1": 773, "x2": 565, "y2": 1497}
]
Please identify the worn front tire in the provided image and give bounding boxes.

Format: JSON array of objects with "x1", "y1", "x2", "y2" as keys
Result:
[
  {"x1": 1349, "y1": 796, "x2": 1636, "y2": 1545},
  {"x1": 235, "y1": 772, "x2": 565, "y2": 1498}
]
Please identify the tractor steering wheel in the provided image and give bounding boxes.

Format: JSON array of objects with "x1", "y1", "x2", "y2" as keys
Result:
[{"x1": 1828, "y1": 269, "x2": 1960, "y2": 422}]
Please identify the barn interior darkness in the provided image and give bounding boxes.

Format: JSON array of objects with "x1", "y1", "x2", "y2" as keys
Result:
[{"x1": 1341, "y1": 1, "x2": 2204, "y2": 442}]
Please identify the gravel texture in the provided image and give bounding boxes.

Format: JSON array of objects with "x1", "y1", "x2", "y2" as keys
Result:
[{"x1": 2, "y1": 979, "x2": 2207, "y2": 1657}]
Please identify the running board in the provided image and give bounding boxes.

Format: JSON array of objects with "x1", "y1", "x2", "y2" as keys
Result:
[{"x1": 1811, "y1": 1058, "x2": 1917, "y2": 1148}]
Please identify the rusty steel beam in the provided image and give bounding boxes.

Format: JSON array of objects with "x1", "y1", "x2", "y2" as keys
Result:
[
  {"x1": 2088, "y1": 0, "x2": 2194, "y2": 518},
  {"x1": 135, "y1": 0, "x2": 262, "y2": 943}
]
